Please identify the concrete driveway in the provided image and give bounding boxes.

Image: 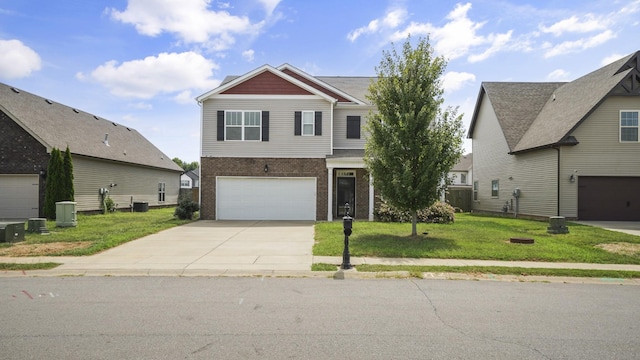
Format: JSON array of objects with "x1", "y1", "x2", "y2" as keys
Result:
[
  {"x1": 574, "y1": 221, "x2": 640, "y2": 237},
  {"x1": 55, "y1": 220, "x2": 315, "y2": 275}
]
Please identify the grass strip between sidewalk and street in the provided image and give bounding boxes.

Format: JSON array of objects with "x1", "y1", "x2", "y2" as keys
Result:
[
  {"x1": 311, "y1": 263, "x2": 640, "y2": 279},
  {"x1": 0, "y1": 262, "x2": 61, "y2": 271}
]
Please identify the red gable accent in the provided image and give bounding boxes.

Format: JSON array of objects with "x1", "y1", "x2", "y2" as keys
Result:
[
  {"x1": 281, "y1": 69, "x2": 351, "y2": 102},
  {"x1": 221, "y1": 71, "x2": 313, "y2": 95}
]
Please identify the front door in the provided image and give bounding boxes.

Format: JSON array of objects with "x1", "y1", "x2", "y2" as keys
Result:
[{"x1": 337, "y1": 177, "x2": 355, "y2": 217}]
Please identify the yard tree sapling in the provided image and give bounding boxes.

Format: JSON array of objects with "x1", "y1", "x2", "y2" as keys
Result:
[{"x1": 364, "y1": 36, "x2": 464, "y2": 236}]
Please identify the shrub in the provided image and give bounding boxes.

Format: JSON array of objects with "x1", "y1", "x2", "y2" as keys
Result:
[
  {"x1": 375, "y1": 200, "x2": 455, "y2": 224},
  {"x1": 420, "y1": 201, "x2": 456, "y2": 224},
  {"x1": 174, "y1": 199, "x2": 200, "y2": 220},
  {"x1": 103, "y1": 197, "x2": 115, "y2": 213}
]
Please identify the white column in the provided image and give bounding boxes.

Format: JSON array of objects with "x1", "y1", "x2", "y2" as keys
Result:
[
  {"x1": 327, "y1": 167, "x2": 333, "y2": 221},
  {"x1": 368, "y1": 173, "x2": 374, "y2": 221}
]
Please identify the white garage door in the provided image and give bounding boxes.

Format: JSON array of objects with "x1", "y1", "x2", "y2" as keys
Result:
[
  {"x1": 217, "y1": 177, "x2": 316, "y2": 220},
  {"x1": 0, "y1": 175, "x2": 39, "y2": 219}
]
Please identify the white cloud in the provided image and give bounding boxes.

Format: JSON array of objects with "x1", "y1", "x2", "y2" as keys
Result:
[
  {"x1": 347, "y1": 8, "x2": 407, "y2": 42},
  {"x1": 108, "y1": 0, "x2": 261, "y2": 50},
  {"x1": 78, "y1": 51, "x2": 220, "y2": 100},
  {"x1": 257, "y1": 0, "x2": 281, "y2": 16},
  {"x1": 539, "y1": 15, "x2": 608, "y2": 36},
  {"x1": 173, "y1": 90, "x2": 194, "y2": 104},
  {"x1": 543, "y1": 29, "x2": 616, "y2": 58},
  {"x1": 0, "y1": 39, "x2": 42, "y2": 79},
  {"x1": 467, "y1": 31, "x2": 512, "y2": 63},
  {"x1": 442, "y1": 71, "x2": 475, "y2": 93},
  {"x1": 546, "y1": 69, "x2": 570, "y2": 81},
  {"x1": 601, "y1": 53, "x2": 624, "y2": 66},
  {"x1": 242, "y1": 49, "x2": 255, "y2": 62},
  {"x1": 391, "y1": 3, "x2": 511, "y2": 62},
  {"x1": 128, "y1": 101, "x2": 153, "y2": 110}
]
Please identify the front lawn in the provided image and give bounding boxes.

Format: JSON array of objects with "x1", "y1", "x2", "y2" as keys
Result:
[
  {"x1": 314, "y1": 213, "x2": 640, "y2": 264},
  {"x1": 0, "y1": 208, "x2": 193, "y2": 257}
]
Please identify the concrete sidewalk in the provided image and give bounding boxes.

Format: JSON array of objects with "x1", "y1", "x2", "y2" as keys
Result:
[{"x1": 1, "y1": 219, "x2": 640, "y2": 280}]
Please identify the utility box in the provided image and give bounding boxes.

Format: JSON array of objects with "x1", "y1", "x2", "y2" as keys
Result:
[
  {"x1": 0, "y1": 222, "x2": 25, "y2": 243},
  {"x1": 56, "y1": 201, "x2": 77, "y2": 227},
  {"x1": 133, "y1": 201, "x2": 149, "y2": 212}
]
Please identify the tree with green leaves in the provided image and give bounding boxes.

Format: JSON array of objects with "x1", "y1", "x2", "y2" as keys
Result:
[
  {"x1": 44, "y1": 147, "x2": 64, "y2": 219},
  {"x1": 61, "y1": 146, "x2": 75, "y2": 201},
  {"x1": 364, "y1": 36, "x2": 464, "y2": 236},
  {"x1": 172, "y1": 157, "x2": 199, "y2": 172}
]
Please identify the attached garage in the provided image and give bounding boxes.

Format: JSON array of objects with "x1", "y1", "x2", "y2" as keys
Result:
[
  {"x1": 216, "y1": 177, "x2": 316, "y2": 220},
  {"x1": 0, "y1": 175, "x2": 39, "y2": 219},
  {"x1": 578, "y1": 176, "x2": 640, "y2": 221}
]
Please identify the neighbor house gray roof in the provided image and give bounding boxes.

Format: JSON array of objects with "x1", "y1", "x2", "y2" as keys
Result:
[
  {"x1": 452, "y1": 153, "x2": 472, "y2": 172},
  {"x1": 0, "y1": 83, "x2": 183, "y2": 172},
  {"x1": 469, "y1": 50, "x2": 640, "y2": 153}
]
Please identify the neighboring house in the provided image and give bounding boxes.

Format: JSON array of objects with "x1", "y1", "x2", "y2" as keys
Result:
[
  {"x1": 180, "y1": 168, "x2": 200, "y2": 189},
  {"x1": 468, "y1": 50, "x2": 640, "y2": 220},
  {"x1": 445, "y1": 153, "x2": 473, "y2": 212},
  {"x1": 197, "y1": 64, "x2": 376, "y2": 221},
  {"x1": 0, "y1": 83, "x2": 183, "y2": 219},
  {"x1": 179, "y1": 168, "x2": 200, "y2": 203},
  {"x1": 448, "y1": 153, "x2": 472, "y2": 186}
]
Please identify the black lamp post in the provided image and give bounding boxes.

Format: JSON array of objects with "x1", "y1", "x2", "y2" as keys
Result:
[{"x1": 341, "y1": 202, "x2": 353, "y2": 270}]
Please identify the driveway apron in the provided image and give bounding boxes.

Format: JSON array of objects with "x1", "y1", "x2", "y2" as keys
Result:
[{"x1": 55, "y1": 221, "x2": 315, "y2": 273}]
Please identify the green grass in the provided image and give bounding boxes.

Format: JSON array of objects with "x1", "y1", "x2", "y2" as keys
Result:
[
  {"x1": 0, "y1": 262, "x2": 61, "y2": 270},
  {"x1": 355, "y1": 264, "x2": 640, "y2": 279},
  {"x1": 3, "y1": 208, "x2": 194, "y2": 256},
  {"x1": 314, "y1": 213, "x2": 640, "y2": 264}
]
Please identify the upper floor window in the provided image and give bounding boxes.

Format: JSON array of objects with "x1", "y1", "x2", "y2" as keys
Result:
[
  {"x1": 225, "y1": 110, "x2": 261, "y2": 141},
  {"x1": 302, "y1": 111, "x2": 315, "y2": 136},
  {"x1": 294, "y1": 111, "x2": 322, "y2": 136},
  {"x1": 620, "y1": 111, "x2": 639, "y2": 142},
  {"x1": 347, "y1": 116, "x2": 361, "y2": 139},
  {"x1": 460, "y1": 173, "x2": 466, "y2": 185},
  {"x1": 181, "y1": 180, "x2": 190, "y2": 187}
]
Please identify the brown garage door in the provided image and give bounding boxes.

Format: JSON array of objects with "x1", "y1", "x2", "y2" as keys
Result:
[{"x1": 578, "y1": 176, "x2": 640, "y2": 221}]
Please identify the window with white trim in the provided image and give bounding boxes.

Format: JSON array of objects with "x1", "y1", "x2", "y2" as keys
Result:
[
  {"x1": 620, "y1": 111, "x2": 639, "y2": 142},
  {"x1": 302, "y1": 111, "x2": 314, "y2": 136},
  {"x1": 491, "y1": 180, "x2": 499, "y2": 198},
  {"x1": 225, "y1": 110, "x2": 261, "y2": 141},
  {"x1": 158, "y1": 182, "x2": 166, "y2": 202},
  {"x1": 473, "y1": 181, "x2": 478, "y2": 200}
]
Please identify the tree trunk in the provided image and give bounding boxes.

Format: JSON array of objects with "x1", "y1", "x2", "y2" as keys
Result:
[{"x1": 411, "y1": 210, "x2": 418, "y2": 236}]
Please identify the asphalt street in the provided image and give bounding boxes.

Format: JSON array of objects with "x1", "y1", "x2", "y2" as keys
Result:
[{"x1": 2, "y1": 277, "x2": 639, "y2": 359}]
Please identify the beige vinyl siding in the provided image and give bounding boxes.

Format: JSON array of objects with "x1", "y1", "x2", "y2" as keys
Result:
[
  {"x1": 560, "y1": 96, "x2": 640, "y2": 217},
  {"x1": 332, "y1": 107, "x2": 371, "y2": 149},
  {"x1": 202, "y1": 97, "x2": 332, "y2": 158},
  {"x1": 472, "y1": 93, "x2": 558, "y2": 217},
  {"x1": 73, "y1": 156, "x2": 180, "y2": 211}
]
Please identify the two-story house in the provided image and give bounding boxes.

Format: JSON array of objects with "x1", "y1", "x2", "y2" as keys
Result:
[
  {"x1": 197, "y1": 64, "x2": 376, "y2": 221},
  {"x1": 468, "y1": 50, "x2": 640, "y2": 220}
]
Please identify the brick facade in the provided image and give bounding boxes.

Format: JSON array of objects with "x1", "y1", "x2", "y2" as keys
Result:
[
  {"x1": 201, "y1": 157, "x2": 328, "y2": 220},
  {"x1": 0, "y1": 111, "x2": 49, "y2": 217}
]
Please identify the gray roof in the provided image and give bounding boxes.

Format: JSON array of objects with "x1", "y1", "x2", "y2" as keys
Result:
[
  {"x1": 185, "y1": 168, "x2": 199, "y2": 181},
  {"x1": 316, "y1": 76, "x2": 374, "y2": 104},
  {"x1": 0, "y1": 83, "x2": 182, "y2": 172},
  {"x1": 469, "y1": 50, "x2": 640, "y2": 153},
  {"x1": 452, "y1": 153, "x2": 472, "y2": 171}
]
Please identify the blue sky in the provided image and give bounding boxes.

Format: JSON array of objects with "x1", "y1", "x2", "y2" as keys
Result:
[{"x1": 1, "y1": 0, "x2": 639, "y2": 163}]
